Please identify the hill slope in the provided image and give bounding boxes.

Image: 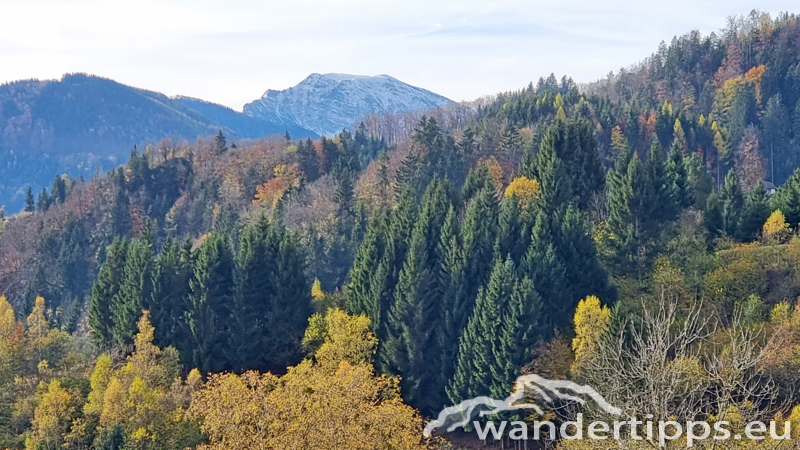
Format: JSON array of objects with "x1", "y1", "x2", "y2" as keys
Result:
[
  {"x1": 174, "y1": 96, "x2": 318, "y2": 140},
  {"x1": 243, "y1": 73, "x2": 454, "y2": 136},
  {"x1": 0, "y1": 74, "x2": 320, "y2": 211},
  {"x1": 0, "y1": 74, "x2": 236, "y2": 210}
]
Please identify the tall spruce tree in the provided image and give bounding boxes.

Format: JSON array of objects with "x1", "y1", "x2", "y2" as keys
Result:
[
  {"x1": 347, "y1": 209, "x2": 391, "y2": 329},
  {"x1": 383, "y1": 178, "x2": 452, "y2": 412},
  {"x1": 214, "y1": 130, "x2": 228, "y2": 154},
  {"x1": 149, "y1": 237, "x2": 193, "y2": 353},
  {"x1": 454, "y1": 187, "x2": 499, "y2": 327},
  {"x1": 739, "y1": 180, "x2": 771, "y2": 241},
  {"x1": 522, "y1": 210, "x2": 568, "y2": 331},
  {"x1": 720, "y1": 170, "x2": 745, "y2": 237},
  {"x1": 24, "y1": 187, "x2": 35, "y2": 213},
  {"x1": 374, "y1": 189, "x2": 418, "y2": 372},
  {"x1": 297, "y1": 138, "x2": 320, "y2": 182},
  {"x1": 772, "y1": 168, "x2": 800, "y2": 225},
  {"x1": 488, "y1": 274, "x2": 539, "y2": 399},
  {"x1": 111, "y1": 168, "x2": 130, "y2": 236},
  {"x1": 666, "y1": 140, "x2": 691, "y2": 210},
  {"x1": 606, "y1": 135, "x2": 634, "y2": 236},
  {"x1": 37, "y1": 189, "x2": 50, "y2": 212},
  {"x1": 187, "y1": 233, "x2": 234, "y2": 374},
  {"x1": 229, "y1": 222, "x2": 273, "y2": 371},
  {"x1": 646, "y1": 137, "x2": 677, "y2": 223},
  {"x1": 435, "y1": 205, "x2": 464, "y2": 399},
  {"x1": 51, "y1": 175, "x2": 67, "y2": 204},
  {"x1": 704, "y1": 193, "x2": 725, "y2": 237},
  {"x1": 534, "y1": 118, "x2": 605, "y2": 211},
  {"x1": 495, "y1": 193, "x2": 527, "y2": 263},
  {"x1": 260, "y1": 226, "x2": 313, "y2": 372},
  {"x1": 89, "y1": 238, "x2": 128, "y2": 347},
  {"x1": 554, "y1": 204, "x2": 612, "y2": 321},
  {"x1": 111, "y1": 238, "x2": 153, "y2": 347},
  {"x1": 447, "y1": 258, "x2": 539, "y2": 403}
]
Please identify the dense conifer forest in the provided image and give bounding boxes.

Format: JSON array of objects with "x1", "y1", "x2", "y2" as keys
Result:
[{"x1": 5, "y1": 10, "x2": 800, "y2": 449}]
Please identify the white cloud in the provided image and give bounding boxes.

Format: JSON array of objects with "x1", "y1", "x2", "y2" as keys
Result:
[{"x1": 0, "y1": 0, "x2": 796, "y2": 109}]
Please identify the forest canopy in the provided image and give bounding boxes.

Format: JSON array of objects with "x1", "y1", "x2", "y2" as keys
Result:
[{"x1": 2, "y1": 9, "x2": 800, "y2": 450}]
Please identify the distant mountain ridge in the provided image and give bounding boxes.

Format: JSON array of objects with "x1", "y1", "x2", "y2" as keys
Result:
[
  {"x1": 0, "y1": 74, "x2": 320, "y2": 211},
  {"x1": 172, "y1": 96, "x2": 317, "y2": 140},
  {"x1": 0, "y1": 72, "x2": 452, "y2": 211},
  {"x1": 243, "y1": 73, "x2": 454, "y2": 136}
]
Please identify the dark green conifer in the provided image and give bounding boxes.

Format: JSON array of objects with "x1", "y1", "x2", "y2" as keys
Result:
[
  {"x1": 111, "y1": 238, "x2": 153, "y2": 347},
  {"x1": 666, "y1": 140, "x2": 691, "y2": 210},
  {"x1": 772, "y1": 168, "x2": 800, "y2": 225},
  {"x1": 187, "y1": 233, "x2": 234, "y2": 373},
  {"x1": 24, "y1": 187, "x2": 35, "y2": 213},
  {"x1": 383, "y1": 178, "x2": 451, "y2": 411},
  {"x1": 149, "y1": 237, "x2": 192, "y2": 352},
  {"x1": 214, "y1": 130, "x2": 228, "y2": 154},
  {"x1": 89, "y1": 237, "x2": 128, "y2": 347},
  {"x1": 738, "y1": 180, "x2": 771, "y2": 241},
  {"x1": 720, "y1": 170, "x2": 745, "y2": 237}
]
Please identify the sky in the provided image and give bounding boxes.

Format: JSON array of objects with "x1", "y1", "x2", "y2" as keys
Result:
[{"x1": 0, "y1": 0, "x2": 798, "y2": 110}]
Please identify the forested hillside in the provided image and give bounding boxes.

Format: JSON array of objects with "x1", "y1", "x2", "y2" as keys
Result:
[{"x1": 3, "y1": 10, "x2": 800, "y2": 450}]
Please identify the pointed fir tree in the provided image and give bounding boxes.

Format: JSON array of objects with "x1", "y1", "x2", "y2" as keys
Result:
[
  {"x1": 347, "y1": 209, "x2": 391, "y2": 330},
  {"x1": 187, "y1": 233, "x2": 234, "y2": 374},
  {"x1": 461, "y1": 165, "x2": 494, "y2": 203},
  {"x1": 333, "y1": 166, "x2": 355, "y2": 224},
  {"x1": 720, "y1": 170, "x2": 745, "y2": 238},
  {"x1": 522, "y1": 210, "x2": 568, "y2": 331},
  {"x1": 534, "y1": 118, "x2": 604, "y2": 211},
  {"x1": 495, "y1": 193, "x2": 526, "y2": 262},
  {"x1": 488, "y1": 274, "x2": 539, "y2": 399},
  {"x1": 111, "y1": 168, "x2": 130, "y2": 236},
  {"x1": 448, "y1": 257, "x2": 513, "y2": 403},
  {"x1": 149, "y1": 237, "x2": 192, "y2": 353},
  {"x1": 229, "y1": 220, "x2": 274, "y2": 371},
  {"x1": 454, "y1": 186, "x2": 499, "y2": 325},
  {"x1": 738, "y1": 180, "x2": 771, "y2": 241},
  {"x1": 553, "y1": 204, "x2": 613, "y2": 322},
  {"x1": 704, "y1": 193, "x2": 724, "y2": 237},
  {"x1": 535, "y1": 122, "x2": 569, "y2": 214},
  {"x1": 374, "y1": 189, "x2": 418, "y2": 372},
  {"x1": 666, "y1": 140, "x2": 691, "y2": 210},
  {"x1": 110, "y1": 238, "x2": 153, "y2": 347},
  {"x1": 36, "y1": 188, "x2": 50, "y2": 212},
  {"x1": 772, "y1": 168, "x2": 800, "y2": 225},
  {"x1": 382, "y1": 178, "x2": 451, "y2": 412},
  {"x1": 606, "y1": 134, "x2": 633, "y2": 236},
  {"x1": 435, "y1": 204, "x2": 464, "y2": 399},
  {"x1": 260, "y1": 225, "x2": 313, "y2": 372},
  {"x1": 89, "y1": 238, "x2": 128, "y2": 347},
  {"x1": 645, "y1": 137, "x2": 677, "y2": 223},
  {"x1": 447, "y1": 258, "x2": 539, "y2": 403},
  {"x1": 214, "y1": 130, "x2": 228, "y2": 154},
  {"x1": 297, "y1": 138, "x2": 320, "y2": 182},
  {"x1": 51, "y1": 175, "x2": 67, "y2": 204},
  {"x1": 24, "y1": 187, "x2": 35, "y2": 213}
]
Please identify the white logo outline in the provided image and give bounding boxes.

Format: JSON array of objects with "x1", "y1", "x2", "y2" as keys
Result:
[{"x1": 423, "y1": 374, "x2": 622, "y2": 437}]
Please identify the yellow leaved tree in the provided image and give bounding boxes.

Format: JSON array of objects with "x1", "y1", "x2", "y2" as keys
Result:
[
  {"x1": 311, "y1": 278, "x2": 325, "y2": 302},
  {"x1": 571, "y1": 295, "x2": 611, "y2": 377},
  {"x1": 763, "y1": 209, "x2": 790, "y2": 243},
  {"x1": 190, "y1": 309, "x2": 433, "y2": 450},
  {"x1": 85, "y1": 311, "x2": 202, "y2": 450},
  {"x1": 504, "y1": 176, "x2": 540, "y2": 207},
  {"x1": 27, "y1": 380, "x2": 78, "y2": 450},
  {"x1": 302, "y1": 307, "x2": 378, "y2": 372},
  {"x1": 0, "y1": 296, "x2": 24, "y2": 385}
]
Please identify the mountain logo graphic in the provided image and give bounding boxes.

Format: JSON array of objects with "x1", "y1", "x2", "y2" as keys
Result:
[{"x1": 423, "y1": 374, "x2": 622, "y2": 437}]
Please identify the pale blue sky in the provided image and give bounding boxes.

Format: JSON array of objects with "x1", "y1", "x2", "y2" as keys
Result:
[{"x1": 0, "y1": 0, "x2": 797, "y2": 109}]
